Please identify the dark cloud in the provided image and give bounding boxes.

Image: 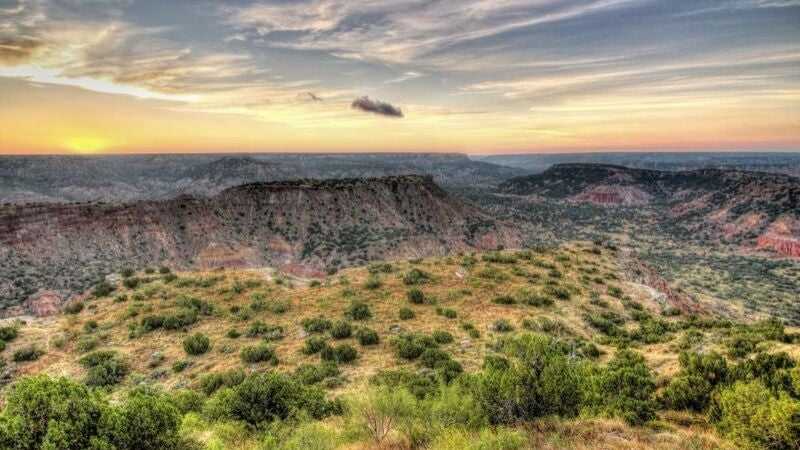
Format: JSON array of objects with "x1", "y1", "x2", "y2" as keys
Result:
[
  {"x1": 351, "y1": 96, "x2": 403, "y2": 118},
  {"x1": 0, "y1": 36, "x2": 42, "y2": 64},
  {"x1": 305, "y1": 92, "x2": 322, "y2": 101}
]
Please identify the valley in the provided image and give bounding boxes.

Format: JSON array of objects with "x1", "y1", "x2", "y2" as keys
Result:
[{"x1": 0, "y1": 154, "x2": 799, "y2": 450}]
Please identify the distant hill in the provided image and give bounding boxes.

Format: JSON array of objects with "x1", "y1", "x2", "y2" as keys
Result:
[
  {"x1": 499, "y1": 164, "x2": 800, "y2": 258},
  {"x1": 0, "y1": 153, "x2": 528, "y2": 204},
  {"x1": 0, "y1": 175, "x2": 519, "y2": 314},
  {"x1": 478, "y1": 152, "x2": 800, "y2": 176}
]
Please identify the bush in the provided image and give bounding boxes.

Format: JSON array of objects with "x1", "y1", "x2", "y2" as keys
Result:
[
  {"x1": 403, "y1": 268, "x2": 431, "y2": 285},
  {"x1": 356, "y1": 327, "x2": 380, "y2": 346},
  {"x1": 92, "y1": 280, "x2": 115, "y2": 297},
  {"x1": 492, "y1": 295, "x2": 516, "y2": 305},
  {"x1": 321, "y1": 343, "x2": 358, "y2": 364},
  {"x1": 205, "y1": 372, "x2": 336, "y2": 425},
  {"x1": 64, "y1": 301, "x2": 84, "y2": 315},
  {"x1": 472, "y1": 334, "x2": 582, "y2": 424},
  {"x1": 392, "y1": 333, "x2": 438, "y2": 360},
  {"x1": 182, "y1": 333, "x2": 211, "y2": 355},
  {"x1": 345, "y1": 301, "x2": 372, "y2": 321},
  {"x1": 493, "y1": 319, "x2": 514, "y2": 332},
  {"x1": 0, "y1": 375, "x2": 180, "y2": 450},
  {"x1": 543, "y1": 285, "x2": 571, "y2": 301},
  {"x1": 713, "y1": 380, "x2": 800, "y2": 449},
  {"x1": 399, "y1": 307, "x2": 416, "y2": 320},
  {"x1": 302, "y1": 316, "x2": 333, "y2": 333},
  {"x1": 660, "y1": 351, "x2": 729, "y2": 412},
  {"x1": 582, "y1": 350, "x2": 657, "y2": 425},
  {"x1": 294, "y1": 362, "x2": 340, "y2": 385},
  {"x1": 370, "y1": 369, "x2": 439, "y2": 399},
  {"x1": 407, "y1": 288, "x2": 426, "y2": 304},
  {"x1": 436, "y1": 307, "x2": 457, "y2": 319},
  {"x1": 330, "y1": 320, "x2": 352, "y2": 339},
  {"x1": 432, "y1": 330, "x2": 454, "y2": 344},
  {"x1": 240, "y1": 343, "x2": 278, "y2": 364},
  {"x1": 420, "y1": 348, "x2": 452, "y2": 369},
  {"x1": 199, "y1": 369, "x2": 246, "y2": 395},
  {"x1": 13, "y1": 345, "x2": 44, "y2": 362},
  {"x1": 303, "y1": 336, "x2": 328, "y2": 355},
  {"x1": 0, "y1": 325, "x2": 18, "y2": 342},
  {"x1": 364, "y1": 276, "x2": 382, "y2": 290},
  {"x1": 80, "y1": 351, "x2": 130, "y2": 387}
]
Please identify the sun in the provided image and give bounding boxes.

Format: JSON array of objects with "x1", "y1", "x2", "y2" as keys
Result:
[{"x1": 65, "y1": 136, "x2": 110, "y2": 154}]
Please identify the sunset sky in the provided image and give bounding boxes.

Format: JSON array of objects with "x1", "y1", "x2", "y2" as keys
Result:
[{"x1": 1, "y1": 0, "x2": 798, "y2": 154}]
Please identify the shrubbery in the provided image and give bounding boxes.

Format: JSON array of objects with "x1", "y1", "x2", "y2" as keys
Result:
[
  {"x1": 356, "y1": 327, "x2": 380, "y2": 346},
  {"x1": 182, "y1": 333, "x2": 211, "y2": 355},
  {"x1": 345, "y1": 301, "x2": 372, "y2": 321},
  {"x1": 204, "y1": 372, "x2": 338, "y2": 426},
  {"x1": 240, "y1": 343, "x2": 278, "y2": 364},
  {"x1": 79, "y1": 350, "x2": 130, "y2": 387},
  {"x1": 0, "y1": 375, "x2": 180, "y2": 450}
]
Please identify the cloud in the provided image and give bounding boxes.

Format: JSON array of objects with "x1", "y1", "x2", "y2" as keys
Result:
[
  {"x1": 351, "y1": 96, "x2": 404, "y2": 117},
  {"x1": 0, "y1": 36, "x2": 42, "y2": 63},
  {"x1": 225, "y1": 0, "x2": 642, "y2": 65}
]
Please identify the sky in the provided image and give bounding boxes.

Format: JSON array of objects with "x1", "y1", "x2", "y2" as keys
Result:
[{"x1": 0, "y1": 0, "x2": 798, "y2": 154}]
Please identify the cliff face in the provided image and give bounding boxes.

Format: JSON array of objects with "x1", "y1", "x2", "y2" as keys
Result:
[
  {"x1": 0, "y1": 175, "x2": 520, "y2": 315},
  {"x1": 500, "y1": 164, "x2": 800, "y2": 258}
]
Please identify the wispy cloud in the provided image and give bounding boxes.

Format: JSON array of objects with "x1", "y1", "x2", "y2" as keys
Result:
[{"x1": 225, "y1": 0, "x2": 644, "y2": 65}]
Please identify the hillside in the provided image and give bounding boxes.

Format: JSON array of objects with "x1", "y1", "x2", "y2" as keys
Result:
[
  {"x1": 499, "y1": 164, "x2": 800, "y2": 258},
  {"x1": 1, "y1": 245, "x2": 798, "y2": 449},
  {"x1": 0, "y1": 175, "x2": 519, "y2": 315},
  {"x1": 0, "y1": 153, "x2": 528, "y2": 204}
]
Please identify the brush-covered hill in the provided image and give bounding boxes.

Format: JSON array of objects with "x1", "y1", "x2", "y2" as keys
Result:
[
  {"x1": 1, "y1": 245, "x2": 798, "y2": 449},
  {"x1": 499, "y1": 164, "x2": 800, "y2": 258},
  {"x1": 0, "y1": 175, "x2": 519, "y2": 315}
]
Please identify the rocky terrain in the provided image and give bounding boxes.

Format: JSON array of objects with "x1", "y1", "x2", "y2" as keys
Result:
[
  {"x1": 0, "y1": 153, "x2": 527, "y2": 204},
  {"x1": 499, "y1": 164, "x2": 800, "y2": 258},
  {"x1": 0, "y1": 175, "x2": 519, "y2": 315}
]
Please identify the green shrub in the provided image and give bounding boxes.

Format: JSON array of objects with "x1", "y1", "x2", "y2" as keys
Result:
[
  {"x1": 79, "y1": 350, "x2": 130, "y2": 387},
  {"x1": 226, "y1": 328, "x2": 241, "y2": 339},
  {"x1": 364, "y1": 276, "x2": 382, "y2": 290},
  {"x1": 370, "y1": 369, "x2": 438, "y2": 399},
  {"x1": 330, "y1": 320, "x2": 352, "y2": 339},
  {"x1": 399, "y1": 307, "x2": 416, "y2": 320},
  {"x1": 345, "y1": 301, "x2": 372, "y2": 321},
  {"x1": 240, "y1": 343, "x2": 278, "y2": 364},
  {"x1": 659, "y1": 351, "x2": 728, "y2": 412},
  {"x1": 294, "y1": 362, "x2": 340, "y2": 385},
  {"x1": 407, "y1": 288, "x2": 426, "y2": 304},
  {"x1": 245, "y1": 321, "x2": 284, "y2": 340},
  {"x1": 64, "y1": 301, "x2": 85, "y2": 315},
  {"x1": 0, "y1": 325, "x2": 18, "y2": 342},
  {"x1": 101, "y1": 389, "x2": 181, "y2": 450},
  {"x1": 420, "y1": 348, "x2": 452, "y2": 369},
  {"x1": 303, "y1": 336, "x2": 328, "y2": 355},
  {"x1": 200, "y1": 369, "x2": 247, "y2": 395},
  {"x1": 436, "y1": 307, "x2": 457, "y2": 319},
  {"x1": 92, "y1": 280, "x2": 115, "y2": 297},
  {"x1": 206, "y1": 372, "x2": 337, "y2": 426},
  {"x1": 172, "y1": 360, "x2": 190, "y2": 373},
  {"x1": 472, "y1": 334, "x2": 582, "y2": 424},
  {"x1": 368, "y1": 262, "x2": 393, "y2": 274},
  {"x1": 321, "y1": 343, "x2": 358, "y2": 364},
  {"x1": 492, "y1": 295, "x2": 516, "y2": 305},
  {"x1": 182, "y1": 333, "x2": 211, "y2": 355},
  {"x1": 392, "y1": 333, "x2": 438, "y2": 360},
  {"x1": 123, "y1": 277, "x2": 140, "y2": 289},
  {"x1": 493, "y1": 319, "x2": 514, "y2": 332},
  {"x1": 403, "y1": 268, "x2": 431, "y2": 285},
  {"x1": 13, "y1": 345, "x2": 44, "y2": 362},
  {"x1": 356, "y1": 328, "x2": 380, "y2": 346},
  {"x1": 582, "y1": 350, "x2": 656, "y2": 425},
  {"x1": 713, "y1": 380, "x2": 800, "y2": 449},
  {"x1": 432, "y1": 330, "x2": 454, "y2": 344},
  {"x1": 543, "y1": 285, "x2": 571, "y2": 301},
  {"x1": 76, "y1": 335, "x2": 99, "y2": 353}
]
